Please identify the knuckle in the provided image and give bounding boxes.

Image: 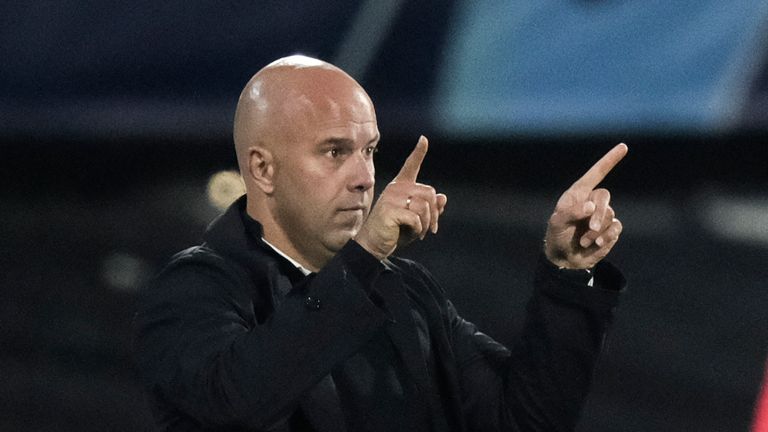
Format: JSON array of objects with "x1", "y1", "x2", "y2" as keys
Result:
[
  {"x1": 421, "y1": 201, "x2": 431, "y2": 214},
  {"x1": 416, "y1": 184, "x2": 437, "y2": 198},
  {"x1": 611, "y1": 226, "x2": 622, "y2": 239},
  {"x1": 593, "y1": 188, "x2": 610, "y2": 200}
]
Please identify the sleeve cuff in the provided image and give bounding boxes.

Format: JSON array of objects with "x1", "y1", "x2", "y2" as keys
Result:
[
  {"x1": 536, "y1": 254, "x2": 626, "y2": 314},
  {"x1": 333, "y1": 240, "x2": 386, "y2": 294}
]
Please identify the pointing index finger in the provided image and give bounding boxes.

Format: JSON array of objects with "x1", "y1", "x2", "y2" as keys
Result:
[
  {"x1": 394, "y1": 135, "x2": 428, "y2": 183},
  {"x1": 571, "y1": 143, "x2": 628, "y2": 191}
]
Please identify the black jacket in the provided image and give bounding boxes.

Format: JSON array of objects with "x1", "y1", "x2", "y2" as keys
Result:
[{"x1": 134, "y1": 196, "x2": 625, "y2": 431}]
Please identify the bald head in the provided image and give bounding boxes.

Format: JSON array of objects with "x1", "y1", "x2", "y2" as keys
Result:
[
  {"x1": 231, "y1": 55, "x2": 380, "y2": 270},
  {"x1": 233, "y1": 55, "x2": 376, "y2": 177}
]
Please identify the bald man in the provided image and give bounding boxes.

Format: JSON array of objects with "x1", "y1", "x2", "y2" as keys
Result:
[{"x1": 135, "y1": 56, "x2": 627, "y2": 432}]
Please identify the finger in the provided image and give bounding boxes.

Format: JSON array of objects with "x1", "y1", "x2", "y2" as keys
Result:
[
  {"x1": 419, "y1": 186, "x2": 438, "y2": 235},
  {"x1": 400, "y1": 183, "x2": 438, "y2": 235},
  {"x1": 434, "y1": 193, "x2": 447, "y2": 233},
  {"x1": 426, "y1": 195, "x2": 437, "y2": 236},
  {"x1": 593, "y1": 209, "x2": 617, "y2": 247},
  {"x1": 393, "y1": 135, "x2": 428, "y2": 183},
  {"x1": 395, "y1": 207, "x2": 423, "y2": 241},
  {"x1": 549, "y1": 198, "x2": 595, "y2": 230},
  {"x1": 552, "y1": 190, "x2": 596, "y2": 226},
  {"x1": 581, "y1": 211, "x2": 617, "y2": 248},
  {"x1": 420, "y1": 196, "x2": 436, "y2": 238},
  {"x1": 436, "y1": 194, "x2": 447, "y2": 213},
  {"x1": 595, "y1": 218, "x2": 622, "y2": 249},
  {"x1": 571, "y1": 143, "x2": 628, "y2": 192},
  {"x1": 580, "y1": 207, "x2": 615, "y2": 248},
  {"x1": 598, "y1": 208, "x2": 617, "y2": 244},
  {"x1": 407, "y1": 197, "x2": 432, "y2": 240},
  {"x1": 588, "y1": 189, "x2": 611, "y2": 232},
  {"x1": 432, "y1": 194, "x2": 448, "y2": 234}
]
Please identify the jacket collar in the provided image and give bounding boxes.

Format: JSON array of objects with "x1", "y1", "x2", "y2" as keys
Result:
[
  {"x1": 202, "y1": 195, "x2": 255, "y2": 265},
  {"x1": 203, "y1": 195, "x2": 307, "y2": 302}
]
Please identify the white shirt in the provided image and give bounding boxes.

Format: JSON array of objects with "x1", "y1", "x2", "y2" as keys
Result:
[{"x1": 261, "y1": 237, "x2": 313, "y2": 276}]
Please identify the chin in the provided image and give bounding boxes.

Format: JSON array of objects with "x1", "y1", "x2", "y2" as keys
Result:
[{"x1": 326, "y1": 230, "x2": 357, "y2": 252}]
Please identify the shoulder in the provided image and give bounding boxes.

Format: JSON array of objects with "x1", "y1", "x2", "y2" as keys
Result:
[
  {"x1": 160, "y1": 245, "x2": 246, "y2": 286},
  {"x1": 164, "y1": 244, "x2": 233, "y2": 273},
  {"x1": 139, "y1": 244, "x2": 256, "y2": 311}
]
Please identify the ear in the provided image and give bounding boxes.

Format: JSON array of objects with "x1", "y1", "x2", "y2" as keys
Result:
[{"x1": 247, "y1": 146, "x2": 275, "y2": 194}]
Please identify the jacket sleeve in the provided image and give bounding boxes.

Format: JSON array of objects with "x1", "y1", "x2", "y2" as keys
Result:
[
  {"x1": 444, "y1": 255, "x2": 625, "y2": 432},
  {"x1": 133, "y1": 241, "x2": 388, "y2": 430}
]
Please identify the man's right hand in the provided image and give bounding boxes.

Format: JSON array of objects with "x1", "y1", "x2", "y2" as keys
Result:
[{"x1": 354, "y1": 136, "x2": 447, "y2": 260}]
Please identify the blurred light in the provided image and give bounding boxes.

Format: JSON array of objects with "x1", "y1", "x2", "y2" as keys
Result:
[
  {"x1": 206, "y1": 170, "x2": 245, "y2": 211},
  {"x1": 700, "y1": 196, "x2": 768, "y2": 246},
  {"x1": 101, "y1": 252, "x2": 149, "y2": 293}
]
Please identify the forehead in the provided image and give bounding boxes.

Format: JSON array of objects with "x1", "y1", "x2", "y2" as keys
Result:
[
  {"x1": 280, "y1": 74, "x2": 378, "y2": 141},
  {"x1": 311, "y1": 120, "x2": 380, "y2": 147},
  {"x1": 286, "y1": 90, "x2": 374, "y2": 123}
]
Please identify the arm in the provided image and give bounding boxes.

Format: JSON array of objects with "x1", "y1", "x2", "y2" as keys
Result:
[
  {"x1": 134, "y1": 241, "x2": 387, "y2": 429},
  {"x1": 456, "y1": 143, "x2": 630, "y2": 430},
  {"x1": 367, "y1": 140, "x2": 627, "y2": 430},
  {"x1": 452, "y1": 256, "x2": 624, "y2": 431}
]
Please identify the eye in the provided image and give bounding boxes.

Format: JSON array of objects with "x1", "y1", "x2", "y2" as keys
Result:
[
  {"x1": 330, "y1": 148, "x2": 339, "y2": 158},
  {"x1": 364, "y1": 146, "x2": 378, "y2": 156}
]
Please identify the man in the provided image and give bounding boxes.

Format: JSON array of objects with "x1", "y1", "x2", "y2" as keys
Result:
[{"x1": 134, "y1": 55, "x2": 627, "y2": 431}]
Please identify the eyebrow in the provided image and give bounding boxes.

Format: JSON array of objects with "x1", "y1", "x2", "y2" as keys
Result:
[{"x1": 319, "y1": 133, "x2": 380, "y2": 147}]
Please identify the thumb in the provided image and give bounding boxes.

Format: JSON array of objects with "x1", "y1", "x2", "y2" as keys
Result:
[{"x1": 551, "y1": 196, "x2": 596, "y2": 227}]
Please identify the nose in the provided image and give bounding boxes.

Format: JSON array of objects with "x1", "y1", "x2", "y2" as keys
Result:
[{"x1": 348, "y1": 153, "x2": 375, "y2": 192}]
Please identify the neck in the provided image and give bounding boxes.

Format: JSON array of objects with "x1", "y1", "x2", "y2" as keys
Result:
[{"x1": 246, "y1": 196, "x2": 327, "y2": 272}]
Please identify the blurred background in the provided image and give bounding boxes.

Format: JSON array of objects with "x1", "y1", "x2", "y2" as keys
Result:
[{"x1": 2, "y1": 1, "x2": 767, "y2": 430}]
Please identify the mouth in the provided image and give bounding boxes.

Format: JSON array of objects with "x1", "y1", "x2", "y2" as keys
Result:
[{"x1": 338, "y1": 205, "x2": 367, "y2": 212}]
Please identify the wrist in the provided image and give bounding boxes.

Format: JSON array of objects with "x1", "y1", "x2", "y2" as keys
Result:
[
  {"x1": 352, "y1": 234, "x2": 389, "y2": 261},
  {"x1": 544, "y1": 242, "x2": 591, "y2": 271},
  {"x1": 543, "y1": 242, "x2": 570, "y2": 269},
  {"x1": 540, "y1": 253, "x2": 594, "y2": 285}
]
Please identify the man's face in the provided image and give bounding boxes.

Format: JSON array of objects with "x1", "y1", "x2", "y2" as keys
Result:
[{"x1": 270, "y1": 84, "x2": 379, "y2": 264}]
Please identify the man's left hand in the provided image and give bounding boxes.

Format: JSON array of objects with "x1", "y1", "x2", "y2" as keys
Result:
[{"x1": 544, "y1": 143, "x2": 628, "y2": 270}]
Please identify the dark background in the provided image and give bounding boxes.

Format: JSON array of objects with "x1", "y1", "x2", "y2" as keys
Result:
[{"x1": 2, "y1": 2, "x2": 767, "y2": 430}]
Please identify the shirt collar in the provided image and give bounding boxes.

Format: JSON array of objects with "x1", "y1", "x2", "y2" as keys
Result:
[
  {"x1": 260, "y1": 237, "x2": 313, "y2": 276},
  {"x1": 237, "y1": 203, "x2": 313, "y2": 280}
]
